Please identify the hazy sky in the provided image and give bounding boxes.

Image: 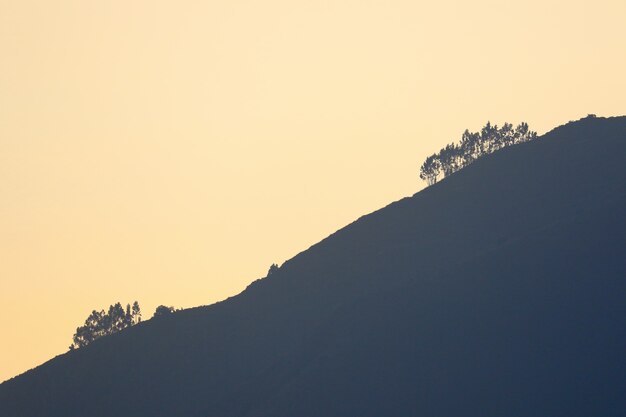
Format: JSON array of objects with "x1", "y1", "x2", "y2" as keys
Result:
[{"x1": 1, "y1": 0, "x2": 625, "y2": 382}]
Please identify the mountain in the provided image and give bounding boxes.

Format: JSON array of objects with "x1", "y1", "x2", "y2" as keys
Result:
[{"x1": 1, "y1": 116, "x2": 625, "y2": 417}]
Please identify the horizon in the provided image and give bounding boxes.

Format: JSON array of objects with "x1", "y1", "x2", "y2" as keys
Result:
[{"x1": 2, "y1": 0, "x2": 626, "y2": 382}]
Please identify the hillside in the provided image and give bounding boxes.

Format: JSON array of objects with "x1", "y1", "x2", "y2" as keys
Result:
[{"x1": 1, "y1": 116, "x2": 625, "y2": 417}]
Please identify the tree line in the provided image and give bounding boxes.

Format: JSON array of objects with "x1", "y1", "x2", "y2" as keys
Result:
[
  {"x1": 419, "y1": 121, "x2": 538, "y2": 185},
  {"x1": 70, "y1": 301, "x2": 141, "y2": 350},
  {"x1": 70, "y1": 302, "x2": 178, "y2": 350}
]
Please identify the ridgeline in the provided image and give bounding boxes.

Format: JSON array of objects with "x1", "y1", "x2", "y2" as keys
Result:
[{"x1": 1, "y1": 116, "x2": 625, "y2": 417}]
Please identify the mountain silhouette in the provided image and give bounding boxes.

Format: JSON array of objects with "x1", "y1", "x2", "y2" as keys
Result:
[{"x1": 1, "y1": 116, "x2": 625, "y2": 417}]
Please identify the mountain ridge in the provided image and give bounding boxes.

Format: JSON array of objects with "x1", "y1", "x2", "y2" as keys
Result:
[{"x1": 1, "y1": 115, "x2": 625, "y2": 417}]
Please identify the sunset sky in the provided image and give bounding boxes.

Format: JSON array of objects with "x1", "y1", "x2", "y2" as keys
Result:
[{"x1": 1, "y1": 0, "x2": 625, "y2": 382}]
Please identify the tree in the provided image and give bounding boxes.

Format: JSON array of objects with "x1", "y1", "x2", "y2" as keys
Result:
[
  {"x1": 107, "y1": 302, "x2": 126, "y2": 333},
  {"x1": 70, "y1": 301, "x2": 141, "y2": 350},
  {"x1": 419, "y1": 121, "x2": 538, "y2": 185},
  {"x1": 514, "y1": 122, "x2": 529, "y2": 142},
  {"x1": 419, "y1": 154, "x2": 441, "y2": 185},
  {"x1": 132, "y1": 301, "x2": 141, "y2": 324},
  {"x1": 439, "y1": 143, "x2": 462, "y2": 177},
  {"x1": 153, "y1": 305, "x2": 175, "y2": 318},
  {"x1": 72, "y1": 309, "x2": 104, "y2": 348},
  {"x1": 125, "y1": 303, "x2": 133, "y2": 328},
  {"x1": 480, "y1": 121, "x2": 497, "y2": 154},
  {"x1": 460, "y1": 129, "x2": 480, "y2": 165},
  {"x1": 500, "y1": 122, "x2": 515, "y2": 147}
]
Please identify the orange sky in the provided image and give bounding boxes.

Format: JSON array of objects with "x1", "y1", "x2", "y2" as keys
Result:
[{"x1": 1, "y1": 0, "x2": 625, "y2": 382}]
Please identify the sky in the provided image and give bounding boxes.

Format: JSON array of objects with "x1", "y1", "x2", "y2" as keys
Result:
[{"x1": 1, "y1": 0, "x2": 625, "y2": 382}]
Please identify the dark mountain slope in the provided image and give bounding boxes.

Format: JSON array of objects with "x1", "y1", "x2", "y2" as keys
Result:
[{"x1": 1, "y1": 116, "x2": 625, "y2": 417}]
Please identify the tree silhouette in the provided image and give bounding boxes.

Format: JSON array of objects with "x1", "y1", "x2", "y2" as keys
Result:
[
  {"x1": 419, "y1": 154, "x2": 441, "y2": 185},
  {"x1": 419, "y1": 121, "x2": 538, "y2": 185},
  {"x1": 153, "y1": 305, "x2": 175, "y2": 318},
  {"x1": 132, "y1": 301, "x2": 141, "y2": 323},
  {"x1": 70, "y1": 301, "x2": 141, "y2": 350}
]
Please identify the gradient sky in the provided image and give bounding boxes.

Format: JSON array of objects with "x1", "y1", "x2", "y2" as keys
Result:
[{"x1": 1, "y1": 0, "x2": 625, "y2": 382}]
